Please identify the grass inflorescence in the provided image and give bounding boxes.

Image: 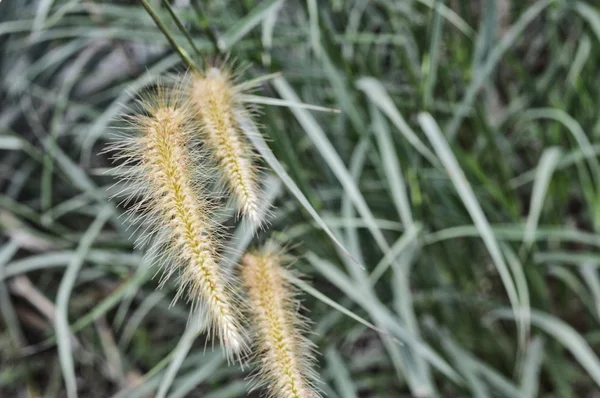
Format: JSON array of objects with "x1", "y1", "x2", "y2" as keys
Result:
[
  {"x1": 242, "y1": 248, "x2": 320, "y2": 398},
  {"x1": 107, "y1": 68, "x2": 320, "y2": 394},
  {"x1": 107, "y1": 84, "x2": 247, "y2": 361},
  {"x1": 189, "y1": 66, "x2": 263, "y2": 225}
]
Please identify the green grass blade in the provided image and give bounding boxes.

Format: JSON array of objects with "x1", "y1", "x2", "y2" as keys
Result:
[
  {"x1": 272, "y1": 77, "x2": 391, "y2": 255},
  {"x1": 0, "y1": 240, "x2": 24, "y2": 348},
  {"x1": 418, "y1": 112, "x2": 521, "y2": 342},
  {"x1": 520, "y1": 108, "x2": 600, "y2": 185},
  {"x1": 502, "y1": 244, "x2": 530, "y2": 348},
  {"x1": 168, "y1": 353, "x2": 224, "y2": 398},
  {"x1": 161, "y1": 0, "x2": 202, "y2": 61},
  {"x1": 371, "y1": 105, "x2": 414, "y2": 228},
  {"x1": 441, "y1": 332, "x2": 490, "y2": 398},
  {"x1": 236, "y1": 110, "x2": 362, "y2": 267},
  {"x1": 520, "y1": 337, "x2": 544, "y2": 398},
  {"x1": 491, "y1": 309, "x2": 600, "y2": 388},
  {"x1": 155, "y1": 311, "x2": 206, "y2": 398},
  {"x1": 260, "y1": 0, "x2": 281, "y2": 66},
  {"x1": 575, "y1": 2, "x2": 600, "y2": 43},
  {"x1": 326, "y1": 347, "x2": 358, "y2": 398},
  {"x1": 580, "y1": 263, "x2": 600, "y2": 320},
  {"x1": 218, "y1": 0, "x2": 283, "y2": 51},
  {"x1": 304, "y1": 253, "x2": 460, "y2": 385},
  {"x1": 445, "y1": 0, "x2": 552, "y2": 140},
  {"x1": 422, "y1": 0, "x2": 444, "y2": 110},
  {"x1": 415, "y1": 0, "x2": 474, "y2": 37},
  {"x1": 356, "y1": 77, "x2": 438, "y2": 166},
  {"x1": 523, "y1": 147, "x2": 561, "y2": 248},
  {"x1": 55, "y1": 206, "x2": 112, "y2": 398},
  {"x1": 118, "y1": 291, "x2": 164, "y2": 350},
  {"x1": 369, "y1": 225, "x2": 420, "y2": 285},
  {"x1": 139, "y1": 0, "x2": 196, "y2": 70}
]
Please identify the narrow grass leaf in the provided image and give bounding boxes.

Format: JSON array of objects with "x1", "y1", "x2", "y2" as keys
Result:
[
  {"x1": 567, "y1": 35, "x2": 591, "y2": 87},
  {"x1": 342, "y1": 136, "x2": 370, "y2": 271},
  {"x1": 369, "y1": 224, "x2": 420, "y2": 285},
  {"x1": 520, "y1": 337, "x2": 544, "y2": 398},
  {"x1": 307, "y1": 0, "x2": 320, "y2": 55},
  {"x1": 2, "y1": 250, "x2": 141, "y2": 280},
  {"x1": 422, "y1": 0, "x2": 444, "y2": 109},
  {"x1": 418, "y1": 112, "x2": 521, "y2": 341},
  {"x1": 237, "y1": 112, "x2": 362, "y2": 267},
  {"x1": 441, "y1": 333, "x2": 490, "y2": 398},
  {"x1": 491, "y1": 309, "x2": 600, "y2": 388},
  {"x1": 548, "y1": 266, "x2": 597, "y2": 320},
  {"x1": 356, "y1": 77, "x2": 438, "y2": 165},
  {"x1": 502, "y1": 244, "x2": 530, "y2": 348},
  {"x1": 261, "y1": 0, "x2": 282, "y2": 65},
  {"x1": 285, "y1": 271, "x2": 382, "y2": 336},
  {"x1": 575, "y1": 2, "x2": 600, "y2": 44},
  {"x1": 218, "y1": 0, "x2": 283, "y2": 51},
  {"x1": 326, "y1": 347, "x2": 358, "y2": 398},
  {"x1": 445, "y1": 0, "x2": 552, "y2": 139},
  {"x1": 0, "y1": 136, "x2": 23, "y2": 150},
  {"x1": 55, "y1": 206, "x2": 112, "y2": 398},
  {"x1": 535, "y1": 251, "x2": 600, "y2": 266},
  {"x1": 272, "y1": 77, "x2": 391, "y2": 255},
  {"x1": 155, "y1": 311, "x2": 206, "y2": 398},
  {"x1": 523, "y1": 147, "x2": 561, "y2": 248},
  {"x1": 240, "y1": 94, "x2": 340, "y2": 113},
  {"x1": 371, "y1": 105, "x2": 414, "y2": 227},
  {"x1": 425, "y1": 224, "x2": 600, "y2": 248},
  {"x1": 304, "y1": 253, "x2": 460, "y2": 384},
  {"x1": 580, "y1": 263, "x2": 600, "y2": 320},
  {"x1": 415, "y1": 0, "x2": 474, "y2": 37},
  {"x1": 520, "y1": 108, "x2": 600, "y2": 185},
  {"x1": 118, "y1": 291, "x2": 164, "y2": 350},
  {"x1": 168, "y1": 353, "x2": 224, "y2": 398},
  {"x1": 0, "y1": 240, "x2": 24, "y2": 347},
  {"x1": 32, "y1": 0, "x2": 54, "y2": 31}
]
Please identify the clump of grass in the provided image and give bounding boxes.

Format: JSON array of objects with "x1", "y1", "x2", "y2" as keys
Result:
[
  {"x1": 106, "y1": 84, "x2": 247, "y2": 361},
  {"x1": 188, "y1": 65, "x2": 263, "y2": 225},
  {"x1": 242, "y1": 247, "x2": 321, "y2": 398}
]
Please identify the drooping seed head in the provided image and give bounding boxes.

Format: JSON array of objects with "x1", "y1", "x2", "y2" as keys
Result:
[
  {"x1": 106, "y1": 84, "x2": 248, "y2": 361},
  {"x1": 242, "y1": 249, "x2": 321, "y2": 398},
  {"x1": 188, "y1": 66, "x2": 263, "y2": 226}
]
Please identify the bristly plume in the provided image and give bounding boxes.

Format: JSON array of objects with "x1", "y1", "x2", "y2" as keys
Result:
[
  {"x1": 105, "y1": 83, "x2": 247, "y2": 361},
  {"x1": 242, "y1": 247, "x2": 321, "y2": 398},
  {"x1": 188, "y1": 65, "x2": 264, "y2": 226}
]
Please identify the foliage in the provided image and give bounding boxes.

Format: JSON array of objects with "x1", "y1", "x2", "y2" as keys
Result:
[{"x1": 1, "y1": 0, "x2": 600, "y2": 397}]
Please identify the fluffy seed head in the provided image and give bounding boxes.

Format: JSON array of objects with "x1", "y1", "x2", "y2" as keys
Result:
[
  {"x1": 242, "y1": 249, "x2": 321, "y2": 398},
  {"x1": 106, "y1": 84, "x2": 247, "y2": 361},
  {"x1": 189, "y1": 66, "x2": 263, "y2": 225}
]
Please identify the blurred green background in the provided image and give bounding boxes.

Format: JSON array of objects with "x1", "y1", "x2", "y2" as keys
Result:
[{"x1": 2, "y1": 0, "x2": 600, "y2": 397}]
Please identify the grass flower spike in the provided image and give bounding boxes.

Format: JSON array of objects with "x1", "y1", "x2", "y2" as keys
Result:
[
  {"x1": 242, "y1": 249, "x2": 320, "y2": 398},
  {"x1": 107, "y1": 85, "x2": 246, "y2": 360},
  {"x1": 189, "y1": 66, "x2": 262, "y2": 225}
]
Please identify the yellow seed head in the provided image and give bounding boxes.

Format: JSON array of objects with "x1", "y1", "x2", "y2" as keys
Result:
[
  {"x1": 189, "y1": 67, "x2": 263, "y2": 225},
  {"x1": 242, "y1": 250, "x2": 321, "y2": 398},
  {"x1": 107, "y1": 85, "x2": 247, "y2": 360}
]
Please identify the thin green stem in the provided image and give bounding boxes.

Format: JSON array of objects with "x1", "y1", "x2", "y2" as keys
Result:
[
  {"x1": 139, "y1": 0, "x2": 197, "y2": 71},
  {"x1": 192, "y1": 0, "x2": 220, "y2": 55},
  {"x1": 161, "y1": 0, "x2": 203, "y2": 64}
]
